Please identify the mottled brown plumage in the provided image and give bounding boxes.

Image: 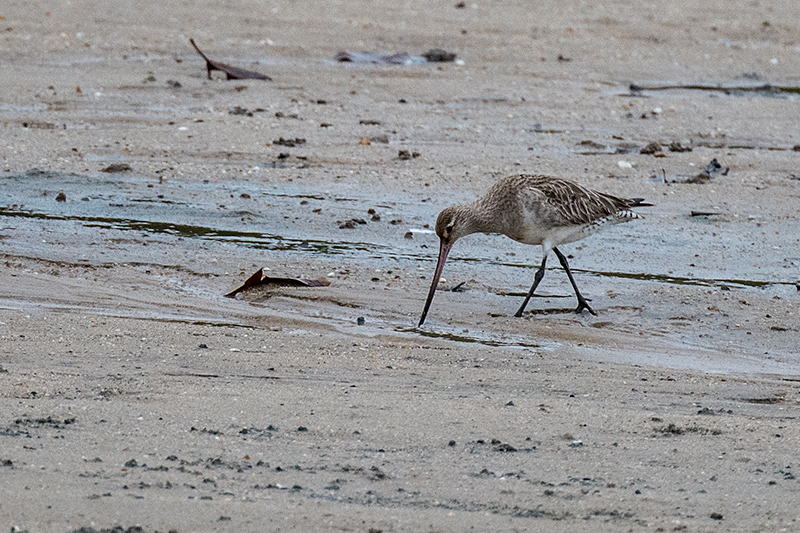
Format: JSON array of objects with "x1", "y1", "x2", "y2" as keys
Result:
[{"x1": 419, "y1": 174, "x2": 651, "y2": 326}]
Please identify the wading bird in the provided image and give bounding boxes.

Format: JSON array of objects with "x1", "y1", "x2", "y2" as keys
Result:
[{"x1": 418, "y1": 174, "x2": 651, "y2": 326}]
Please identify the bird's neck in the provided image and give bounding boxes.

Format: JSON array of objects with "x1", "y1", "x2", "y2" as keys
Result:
[{"x1": 459, "y1": 202, "x2": 500, "y2": 236}]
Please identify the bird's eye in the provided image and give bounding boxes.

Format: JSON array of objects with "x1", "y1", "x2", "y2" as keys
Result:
[{"x1": 446, "y1": 224, "x2": 454, "y2": 233}]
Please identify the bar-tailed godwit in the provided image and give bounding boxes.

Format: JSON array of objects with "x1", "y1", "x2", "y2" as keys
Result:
[{"x1": 418, "y1": 174, "x2": 651, "y2": 326}]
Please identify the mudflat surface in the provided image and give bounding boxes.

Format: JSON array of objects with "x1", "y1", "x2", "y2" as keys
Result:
[{"x1": 1, "y1": 1, "x2": 799, "y2": 532}]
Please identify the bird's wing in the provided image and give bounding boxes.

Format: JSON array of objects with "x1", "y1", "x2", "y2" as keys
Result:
[{"x1": 525, "y1": 176, "x2": 632, "y2": 226}]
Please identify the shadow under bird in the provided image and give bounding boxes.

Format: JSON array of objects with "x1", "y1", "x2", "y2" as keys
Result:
[{"x1": 418, "y1": 174, "x2": 652, "y2": 326}]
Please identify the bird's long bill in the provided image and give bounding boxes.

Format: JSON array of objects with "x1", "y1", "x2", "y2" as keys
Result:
[{"x1": 418, "y1": 239, "x2": 452, "y2": 327}]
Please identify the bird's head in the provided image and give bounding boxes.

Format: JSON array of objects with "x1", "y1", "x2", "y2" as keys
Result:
[
  {"x1": 418, "y1": 205, "x2": 475, "y2": 327},
  {"x1": 434, "y1": 205, "x2": 472, "y2": 245}
]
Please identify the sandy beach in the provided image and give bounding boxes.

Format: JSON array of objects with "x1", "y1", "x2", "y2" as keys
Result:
[{"x1": 1, "y1": 1, "x2": 799, "y2": 531}]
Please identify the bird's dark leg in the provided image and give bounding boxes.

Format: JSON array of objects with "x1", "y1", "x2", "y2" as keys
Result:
[
  {"x1": 553, "y1": 247, "x2": 596, "y2": 315},
  {"x1": 514, "y1": 254, "x2": 548, "y2": 317}
]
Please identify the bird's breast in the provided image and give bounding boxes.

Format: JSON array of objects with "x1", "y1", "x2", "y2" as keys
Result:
[
  {"x1": 501, "y1": 205, "x2": 561, "y2": 245},
  {"x1": 509, "y1": 223, "x2": 588, "y2": 247}
]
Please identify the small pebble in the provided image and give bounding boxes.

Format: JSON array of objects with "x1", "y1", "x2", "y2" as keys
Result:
[
  {"x1": 100, "y1": 163, "x2": 132, "y2": 173},
  {"x1": 640, "y1": 142, "x2": 661, "y2": 154}
]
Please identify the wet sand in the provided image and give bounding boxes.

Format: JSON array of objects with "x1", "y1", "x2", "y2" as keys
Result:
[{"x1": 1, "y1": 1, "x2": 800, "y2": 531}]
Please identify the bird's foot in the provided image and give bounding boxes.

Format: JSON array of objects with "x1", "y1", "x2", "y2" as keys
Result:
[
  {"x1": 513, "y1": 297, "x2": 534, "y2": 318},
  {"x1": 575, "y1": 298, "x2": 596, "y2": 316}
]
